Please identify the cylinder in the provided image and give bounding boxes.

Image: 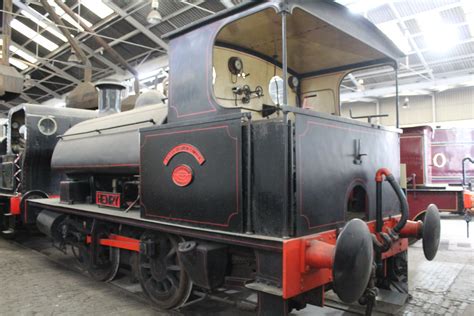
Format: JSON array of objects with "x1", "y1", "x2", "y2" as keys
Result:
[{"x1": 36, "y1": 210, "x2": 66, "y2": 240}]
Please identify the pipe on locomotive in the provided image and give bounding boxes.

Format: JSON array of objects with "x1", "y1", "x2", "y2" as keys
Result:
[{"x1": 375, "y1": 168, "x2": 408, "y2": 233}]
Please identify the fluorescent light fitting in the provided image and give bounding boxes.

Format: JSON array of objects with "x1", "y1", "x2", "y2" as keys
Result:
[
  {"x1": 11, "y1": 19, "x2": 59, "y2": 51},
  {"x1": 377, "y1": 21, "x2": 412, "y2": 54},
  {"x1": 80, "y1": 0, "x2": 114, "y2": 19},
  {"x1": 21, "y1": 9, "x2": 67, "y2": 42}
]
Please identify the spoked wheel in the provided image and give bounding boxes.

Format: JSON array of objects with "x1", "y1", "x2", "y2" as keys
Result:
[
  {"x1": 137, "y1": 232, "x2": 193, "y2": 309},
  {"x1": 78, "y1": 226, "x2": 120, "y2": 282}
]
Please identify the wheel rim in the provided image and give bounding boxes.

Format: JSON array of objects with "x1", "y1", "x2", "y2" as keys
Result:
[
  {"x1": 137, "y1": 232, "x2": 192, "y2": 309},
  {"x1": 78, "y1": 227, "x2": 120, "y2": 282}
]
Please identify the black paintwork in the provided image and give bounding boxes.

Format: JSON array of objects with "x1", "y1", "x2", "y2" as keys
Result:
[
  {"x1": 0, "y1": 105, "x2": 95, "y2": 196},
  {"x1": 177, "y1": 240, "x2": 228, "y2": 290},
  {"x1": 140, "y1": 116, "x2": 243, "y2": 232},
  {"x1": 27, "y1": 1, "x2": 410, "y2": 312},
  {"x1": 249, "y1": 121, "x2": 289, "y2": 236},
  {"x1": 293, "y1": 111, "x2": 400, "y2": 235}
]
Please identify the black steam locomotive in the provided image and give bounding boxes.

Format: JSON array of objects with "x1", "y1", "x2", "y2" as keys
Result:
[
  {"x1": 0, "y1": 81, "x2": 130, "y2": 235},
  {"x1": 21, "y1": 1, "x2": 441, "y2": 315},
  {"x1": 0, "y1": 104, "x2": 96, "y2": 234}
]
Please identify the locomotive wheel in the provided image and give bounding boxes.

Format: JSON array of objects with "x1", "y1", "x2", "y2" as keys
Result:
[
  {"x1": 422, "y1": 204, "x2": 441, "y2": 261},
  {"x1": 137, "y1": 232, "x2": 192, "y2": 309},
  {"x1": 79, "y1": 228, "x2": 121, "y2": 282},
  {"x1": 332, "y1": 219, "x2": 373, "y2": 303}
]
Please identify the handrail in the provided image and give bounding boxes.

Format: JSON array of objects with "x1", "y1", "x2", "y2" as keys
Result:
[{"x1": 57, "y1": 119, "x2": 156, "y2": 139}]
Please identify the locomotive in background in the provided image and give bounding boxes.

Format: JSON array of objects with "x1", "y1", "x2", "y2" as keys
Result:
[
  {"x1": 1, "y1": 1, "x2": 444, "y2": 315},
  {"x1": 401, "y1": 125, "x2": 473, "y2": 223},
  {"x1": 0, "y1": 82, "x2": 133, "y2": 235}
]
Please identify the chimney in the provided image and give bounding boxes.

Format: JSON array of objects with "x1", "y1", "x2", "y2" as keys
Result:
[{"x1": 95, "y1": 80, "x2": 126, "y2": 116}]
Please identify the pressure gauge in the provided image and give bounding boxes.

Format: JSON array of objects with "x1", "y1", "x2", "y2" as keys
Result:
[
  {"x1": 38, "y1": 116, "x2": 57, "y2": 136},
  {"x1": 288, "y1": 75, "x2": 299, "y2": 90},
  {"x1": 228, "y1": 57, "x2": 243, "y2": 75}
]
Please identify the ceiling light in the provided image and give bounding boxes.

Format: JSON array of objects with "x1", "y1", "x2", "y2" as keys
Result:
[
  {"x1": 24, "y1": 75, "x2": 34, "y2": 89},
  {"x1": 418, "y1": 13, "x2": 459, "y2": 53},
  {"x1": 67, "y1": 49, "x2": 81, "y2": 63},
  {"x1": 147, "y1": 0, "x2": 162, "y2": 24},
  {"x1": 80, "y1": 0, "x2": 114, "y2": 19},
  {"x1": 11, "y1": 19, "x2": 59, "y2": 51},
  {"x1": 377, "y1": 21, "x2": 412, "y2": 54},
  {"x1": 402, "y1": 97, "x2": 409, "y2": 109},
  {"x1": 21, "y1": 9, "x2": 67, "y2": 42}
]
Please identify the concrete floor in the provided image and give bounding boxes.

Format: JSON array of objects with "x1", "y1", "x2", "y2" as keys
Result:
[{"x1": 0, "y1": 215, "x2": 472, "y2": 315}]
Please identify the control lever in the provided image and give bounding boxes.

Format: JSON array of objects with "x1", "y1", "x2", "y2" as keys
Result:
[{"x1": 232, "y1": 85, "x2": 263, "y2": 104}]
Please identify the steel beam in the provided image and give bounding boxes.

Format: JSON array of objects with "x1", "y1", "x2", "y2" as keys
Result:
[
  {"x1": 104, "y1": 1, "x2": 169, "y2": 51},
  {"x1": 80, "y1": 45, "x2": 125, "y2": 75},
  {"x1": 19, "y1": 93, "x2": 39, "y2": 104}
]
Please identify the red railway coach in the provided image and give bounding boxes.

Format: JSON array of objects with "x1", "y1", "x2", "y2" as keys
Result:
[{"x1": 401, "y1": 125, "x2": 474, "y2": 222}]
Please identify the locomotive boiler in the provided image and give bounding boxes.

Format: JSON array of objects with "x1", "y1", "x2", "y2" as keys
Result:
[{"x1": 29, "y1": 1, "x2": 442, "y2": 315}]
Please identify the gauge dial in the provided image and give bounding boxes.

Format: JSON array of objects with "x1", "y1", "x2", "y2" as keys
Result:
[
  {"x1": 228, "y1": 57, "x2": 243, "y2": 75},
  {"x1": 288, "y1": 75, "x2": 299, "y2": 90}
]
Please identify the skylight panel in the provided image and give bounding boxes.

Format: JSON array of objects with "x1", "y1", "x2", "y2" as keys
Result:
[
  {"x1": 377, "y1": 21, "x2": 412, "y2": 55},
  {"x1": 418, "y1": 13, "x2": 459, "y2": 52},
  {"x1": 47, "y1": 0, "x2": 93, "y2": 31},
  {"x1": 10, "y1": 44, "x2": 38, "y2": 64},
  {"x1": 336, "y1": 0, "x2": 389, "y2": 15},
  {"x1": 0, "y1": 39, "x2": 38, "y2": 64},
  {"x1": 462, "y1": 0, "x2": 474, "y2": 37},
  {"x1": 80, "y1": 0, "x2": 114, "y2": 19},
  {"x1": 0, "y1": 53, "x2": 28, "y2": 71},
  {"x1": 21, "y1": 9, "x2": 68, "y2": 42},
  {"x1": 9, "y1": 57, "x2": 29, "y2": 70},
  {"x1": 11, "y1": 19, "x2": 59, "y2": 51}
]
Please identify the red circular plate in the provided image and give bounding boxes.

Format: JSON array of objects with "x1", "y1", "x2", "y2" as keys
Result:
[{"x1": 172, "y1": 164, "x2": 193, "y2": 187}]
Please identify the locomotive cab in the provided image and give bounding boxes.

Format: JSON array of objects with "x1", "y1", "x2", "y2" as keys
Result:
[{"x1": 32, "y1": 1, "x2": 443, "y2": 315}]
